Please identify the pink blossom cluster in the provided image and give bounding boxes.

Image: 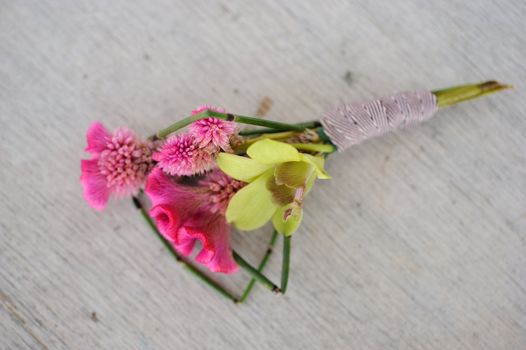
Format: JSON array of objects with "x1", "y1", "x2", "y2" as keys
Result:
[
  {"x1": 81, "y1": 122, "x2": 155, "y2": 210},
  {"x1": 153, "y1": 105, "x2": 237, "y2": 176},
  {"x1": 80, "y1": 105, "x2": 242, "y2": 274}
]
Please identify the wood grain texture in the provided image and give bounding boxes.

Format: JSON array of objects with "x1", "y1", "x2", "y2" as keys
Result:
[{"x1": 1, "y1": 1, "x2": 525, "y2": 349}]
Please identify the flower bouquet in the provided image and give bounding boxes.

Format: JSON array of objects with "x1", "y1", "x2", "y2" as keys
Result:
[{"x1": 81, "y1": 81, "x2": 510, "y2": 303}]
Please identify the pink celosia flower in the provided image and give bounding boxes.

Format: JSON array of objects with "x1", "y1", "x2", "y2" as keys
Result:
[
  {"x1": 189, "y1": 105, "x2": 237, "y2": 152},
  {"x1": 81, "y1": 122, "x2": 154, "y2": 210},
  {"x1": 152, "y1": 134, "x2": 214, "y2": 176},
  {"x1": 145, "y1": 167, "x2": 245, "y2": 274},
  {"x1": 200, "y1": 169, "x2": 246, "y2": 215}
]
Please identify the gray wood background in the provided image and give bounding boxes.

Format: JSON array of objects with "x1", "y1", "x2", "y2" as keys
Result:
[{"x1": 1, "y1": 1, "x2": 525, "y2": 349}]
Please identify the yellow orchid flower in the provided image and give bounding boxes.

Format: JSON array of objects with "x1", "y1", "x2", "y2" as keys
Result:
[{"x1": 217, "y1": 139, "x2": 331, "y2": 236}]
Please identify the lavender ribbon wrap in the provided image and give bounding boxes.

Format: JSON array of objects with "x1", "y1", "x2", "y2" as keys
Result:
[{"x1": 321, "y1": 91, "x2": 438, "y2": 151}]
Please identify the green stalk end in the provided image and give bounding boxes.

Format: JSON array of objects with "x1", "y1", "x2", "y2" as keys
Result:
[{"x1": 433, "y1": 80, "x2": 512, "y2": 108}]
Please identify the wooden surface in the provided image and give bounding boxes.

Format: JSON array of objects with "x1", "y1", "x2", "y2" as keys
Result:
[{"x1": 1, "y1": 1, "x2": 525, "y2": 349}]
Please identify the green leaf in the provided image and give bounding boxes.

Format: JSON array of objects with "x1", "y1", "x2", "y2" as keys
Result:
[
  {"x1": 272, "y1": 204, "x2": 303, "y2": 236},
  {"x1": 299, "y1": 154, "x2": 331, "y2": 179},
  {"x1": 247, "y1": 139, "x2": 300, "y2": 164},
  {"x1": 226, "y1": 170, "x2": 279, "y2": 231},
  {"x1": 216, "y1": 153, "x2": 271, "y2": 182}
]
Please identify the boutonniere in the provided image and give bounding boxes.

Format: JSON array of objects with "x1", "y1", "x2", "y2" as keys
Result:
[{"x1": 81, "y1": 81, "x2": 510, "y2": 303}]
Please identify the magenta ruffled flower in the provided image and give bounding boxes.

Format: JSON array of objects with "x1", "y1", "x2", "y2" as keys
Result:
[
  {"x1": 152, "y1": 134, "x2": 214, "y2": 176},
  {"x1": 189, "y1": 105, "x2": 237, "y2": 152},
  {"x1": 146, "y1": 167, "x2": 245, "y2": 274},
  {"x1": 81, "y1": 122, "x2": 154, "y2": 210}
]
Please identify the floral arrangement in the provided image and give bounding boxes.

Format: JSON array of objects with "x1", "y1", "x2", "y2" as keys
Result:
[{"x1": 81, "y1": 81, "x2": 510, "y2": 303}]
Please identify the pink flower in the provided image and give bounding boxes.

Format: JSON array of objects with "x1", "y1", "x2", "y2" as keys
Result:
[
  {"x1": 81, "y1": 122, "x2": 154, "y2": 210},
  {"x1": 189, "y1": 105, "x2": 237, "y2": 152},
  {"x1": 145, "y1": 167, "x2": 245, "y2": 274},
  {"x1": 200, "y1": 169, "x2": 246, "y2": 215},
  {"x1": 152, "y1": 134, "x2": 214, "y2": 176},
  {"x1": 191, "y1": 104, "x2": 226, "y2": 115}
]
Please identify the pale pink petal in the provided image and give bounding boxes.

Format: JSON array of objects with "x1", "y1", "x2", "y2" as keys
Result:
[
  {"x1": 173, "y1": 232, "x2": 197, "y2": 256},
  {"x1": 81, "y1": 122, "x2": 154, "y2": 210},
  {"x1": 85, "y1": 122, "x2": 111, "y2": 154},
  {"x1": 175, "y1": 225, "x2": 208, "y2": 258},
  {"x1": 144, "y1": 166, "x2": 172, "y2": 204},
  {"x1": 189, "y1": 118, "x2": 237, "y2": 152},
  {"x1": 145, "y1": 167, "x2": 205, "y2": 208},
  {"x1": 152, "y1": 134, "x2": 215, "y2": 176},
  {"x1": 146, "y1": 167, "x2": 206, "y2": 239},
  {"x1": 198, "y1": 169, "x2": 245, "y2": 215},
  {"x1": 195, "y1": 246, "x2": 215, "y2": 264},
  {"x1": 177, "y1": 213, "x2": 238, "y2": 274},
  {"x1": 97, "y1": 127, "x2": 154, "y2": 195},
  {"x1": 144, "y1": 167, "x2": 240, "y2": 274},
  {"x1": 149, "y1": 205, "x2": 179, "y2": 242},
  {"x1": 81, "y1": 159, "x2": 110, "y2": 211},
  {"x1": 191, "y1": 105, "x2": 226, "y2": 115}
]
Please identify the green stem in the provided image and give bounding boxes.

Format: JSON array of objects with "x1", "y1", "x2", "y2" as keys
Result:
[
  {"x1": 239, "y1": 230, "x2": 279, "y2": 303},
  {"x1": 157, "y1": 110, "x2": 308, "y2": 138},
  {"x1": 132, "y1": 197, "x2": 239, "y2": 303},
  {"x1": 243, "y1": 130, "x2": 298, "y2": 145},
  {"x1": 432, "y1": 80, "x2": 512, "y2": 108},
  {"x1": 233, "y1": 251, "x2": 281, "y2": 294},
  {"x1": 239, "y1": 121, "x2": 322, "y2": 136},
  {"x1": 281, "y1": 235, "x2": 291, "y2": 294}
]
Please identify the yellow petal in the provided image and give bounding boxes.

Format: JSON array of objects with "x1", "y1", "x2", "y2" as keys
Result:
[
  {"x1": 217, "y1": 153, "x2": 271, "y2": 182},
  {"x1": 226, "y1": 170, "x2": 279, "y2": 231},
  {"x1": 305, "y1": 171, "x2": 317, "y2": 194},
  {"x1": 290, "y1": 143, "x2": 335, "y2": 153},
  {"x1": 266, "y1": 175, "x2": 296, "y2": 205},
  {"x1": 299, "y1": 154, "x2": 331, "y2": 179},
  {"x1": 272, "y1": 204, "x2": 303, "y2": 236},
  {"x1": 247, "y1": 139, "x2": 300, "y2": 164},
  {"x1": 274, "y1": 161, "x2": 312, "y2": 187}
]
